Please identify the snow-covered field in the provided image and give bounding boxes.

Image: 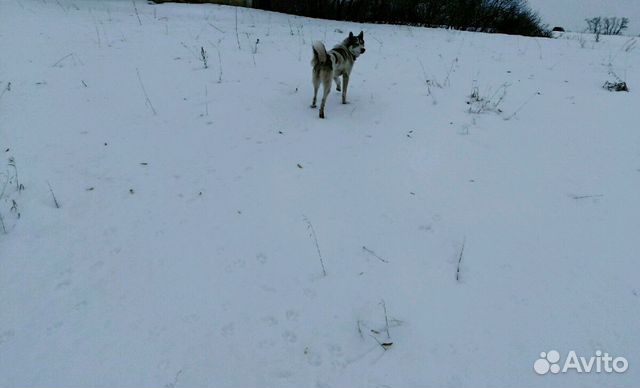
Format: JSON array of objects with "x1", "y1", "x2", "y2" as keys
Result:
[{"x1": 1, "y1": 0, "x2": 639, "y2": 386}]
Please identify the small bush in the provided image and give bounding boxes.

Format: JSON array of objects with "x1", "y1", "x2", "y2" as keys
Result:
[
  {"x1": 603, "y1": 81, "x2": 629, "y2": 92},
  {"x1": 604, "y1": 65, "x2": 629, "y2": 92},
  {"x1": 467, "y1": 81, "x2": 509, "y2": 114}
]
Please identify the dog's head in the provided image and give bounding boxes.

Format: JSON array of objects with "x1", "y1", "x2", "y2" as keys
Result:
[{"x1": 346, "y1": 31, "x2": 366, "y2": 57}]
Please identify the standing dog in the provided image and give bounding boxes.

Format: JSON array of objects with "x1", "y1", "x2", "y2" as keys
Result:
[{"x1": 311, "y1": 31, "x2": 366, "y2": 119}]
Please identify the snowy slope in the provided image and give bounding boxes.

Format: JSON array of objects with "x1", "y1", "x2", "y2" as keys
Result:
[{"x1": 1, "y1": 0, "x2": 639, "y2": 386}]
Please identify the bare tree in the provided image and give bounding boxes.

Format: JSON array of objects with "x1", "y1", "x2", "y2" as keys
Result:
[
  {"x1": 586, "y1": 17, "x2": 602, "y2": 41},
  {"x1": 587, "y1": 17, "x2": 628, "y2": 40},
  {"x1": 603, "y1": 17, "x2": 629, "y2": 35}
]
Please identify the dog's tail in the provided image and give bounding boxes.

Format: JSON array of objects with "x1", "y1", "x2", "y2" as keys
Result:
[{"x1": 312, "y1": 41, "x2": 328, "y2": 65}]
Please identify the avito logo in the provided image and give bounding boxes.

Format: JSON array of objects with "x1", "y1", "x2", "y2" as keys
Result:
[{"x1": 534, "y1": 350, "x2": 628, "y2": 375}]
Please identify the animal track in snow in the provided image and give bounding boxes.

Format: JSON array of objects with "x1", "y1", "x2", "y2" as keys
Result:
[
  {"x1": 221, "y1": 323, "x2": 235, "y2": 337},
  {"x1": 282, "y1": 330, "x2": 297, "y2": 343},
  {"x1": 285, "y1": 310, "x2": 299, "y2": 321},
  {"x1": 256, "y1": 253, "x2": 268, "y2": 264}
]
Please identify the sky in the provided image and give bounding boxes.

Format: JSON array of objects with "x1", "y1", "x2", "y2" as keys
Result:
[{"x1": 527, "y1": 0, "x2": 640, "y2": 35}]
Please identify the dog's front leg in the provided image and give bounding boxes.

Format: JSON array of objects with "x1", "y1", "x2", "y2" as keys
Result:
[{"x1": 341, "y1": 74, "x2": 350, "y2": 104}]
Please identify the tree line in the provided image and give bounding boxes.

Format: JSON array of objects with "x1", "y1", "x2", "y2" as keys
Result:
[{"x1": 255, "y1": 0, "x2": 550, "y2": 37}]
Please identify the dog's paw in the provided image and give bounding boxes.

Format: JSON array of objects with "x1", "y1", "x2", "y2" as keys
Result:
[
  {"x1": 341, "y1": 100, "x2": 349, "y2": 105},
  {"x1": 319, "y1": 111, "x2": 325, "y2": 119},
  {"x1": 310, "y1": 104, "x2": 317, "y2": 109},
  {"x1": 336, "y1": 86, "x2": 342, "y2": 92}
]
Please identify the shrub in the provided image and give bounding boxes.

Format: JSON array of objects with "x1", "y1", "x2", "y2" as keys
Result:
[{"x1": 151, "y1": 0, "x2": 551, "y2": 37}]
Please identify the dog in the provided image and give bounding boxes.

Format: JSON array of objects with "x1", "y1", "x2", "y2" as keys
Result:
[{"x1": 311, "y1": 31, "x2": 366, "y2": 119}]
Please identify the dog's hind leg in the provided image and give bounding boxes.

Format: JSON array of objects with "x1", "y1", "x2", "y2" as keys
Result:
[
  {"x1": 311, "y1": 69, "x2": 320, "y2": 108},
  {"x1": 334, "y1": 75, "x2": 342, "y2": 92},
  {"x1": 341, "y1": 74, "x2": 350, "y2": 104},
  {"x1": 319, "y1": 77, "x2": 331, "y2": 119}
]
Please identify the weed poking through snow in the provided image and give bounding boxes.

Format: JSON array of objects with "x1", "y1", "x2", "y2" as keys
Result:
[
  {"x1": 303, "y1": 216, "x2": 326, "y2": 276},
  {"x1": 200, "y1": 46, "x2": 208, "y2": 69},
  {"x1": 467, "y1": 81, "x2": 509, "y2": 115},
  {"x1": 0, "y1": 157, "x2": 25, "y2": 233}
]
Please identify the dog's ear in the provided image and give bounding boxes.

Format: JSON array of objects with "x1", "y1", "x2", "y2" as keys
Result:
[
  {"x1": 349, "y1": 31, "x2": 354, "y2": 38},
  {"x1": 358, "y1": 31, "x2": 364, "y2": 39}
]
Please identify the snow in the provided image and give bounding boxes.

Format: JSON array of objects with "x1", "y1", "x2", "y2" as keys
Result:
[{"x1": 1, "y1": 0, "x2": 639, "y2": 386}]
